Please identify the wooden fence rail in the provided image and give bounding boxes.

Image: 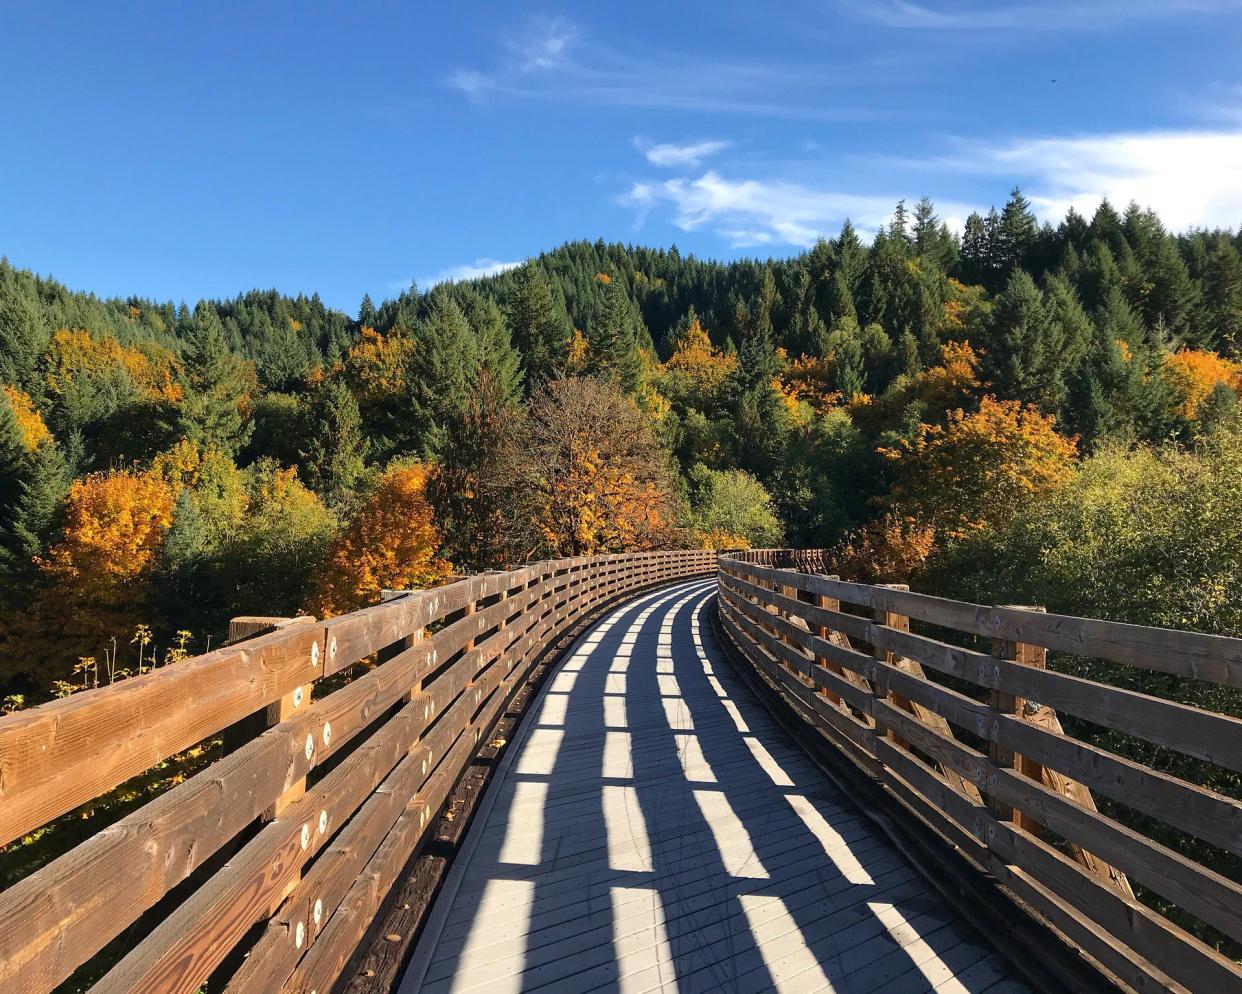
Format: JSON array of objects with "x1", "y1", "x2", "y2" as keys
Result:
[
  {"x1": 716, "y1": 550, "x2": 1242, "y2": 994},
  {"x1": 0, "y1": 550, "x2": 714, "y2": 994}
]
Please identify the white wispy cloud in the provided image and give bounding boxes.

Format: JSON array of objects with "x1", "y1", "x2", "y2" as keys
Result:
[
  {"x1": 933, "y1": 128, "x2": 1242, "y2": 230},
  {"x1": 625, "y1": 171, "x2": 976, "y2": 248},
  {"x1": 640, "y1": 139, "x2": 732, "y2": 168},
  {"x1": 841, "y1": 0, "x2": 1241, "y2": 31},
  {"x1": 447, "y1": 16, "x2": 882, "y2": 120},
  {"x1": 508, "y1": 17, "x2": 577, "y2": 71},
  {"x1": 414, "y1": 258, "x2": 522, "y2": 288}
]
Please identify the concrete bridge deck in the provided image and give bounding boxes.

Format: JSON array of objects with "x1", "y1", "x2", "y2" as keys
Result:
[{"x1": 401, "y1": 579, "x2": 1029, "y2": 994}]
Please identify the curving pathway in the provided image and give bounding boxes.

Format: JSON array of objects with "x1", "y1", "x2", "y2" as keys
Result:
[{"x1": 401, "y1": 579, "x2": 1030, "y2": 994}]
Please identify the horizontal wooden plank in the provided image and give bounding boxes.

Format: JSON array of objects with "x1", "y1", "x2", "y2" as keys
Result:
[
  {"x1": 988, "y1": 607, "x2": 1242, "y2": 687},
  {"x1": 875, "y1": 739, "x2": 1240, "y2": 994},
  {"x1": 0, "y1": 621, "x2": 324, "y2": 850},
  {"x1": 871, "y1": 624, "x2": 1242, "y2": 774},
  {"x1": 719, "y1": 590, "x2": 875, "y2": 716},
  {"x1": 721, "y1": 554, "x2": 1242, "y2": 686}
]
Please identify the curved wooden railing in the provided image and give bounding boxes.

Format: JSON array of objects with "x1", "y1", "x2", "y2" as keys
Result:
[
  {"x1": 717, "y1": 550, "x2": 1242, "y2": 994},
  {"x1": 0, "y1": 551, "x2": 713, "y2": 994}
]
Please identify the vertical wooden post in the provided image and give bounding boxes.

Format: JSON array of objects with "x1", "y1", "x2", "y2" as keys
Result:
[
  {"x1": 814, "y1": 581, "x2": 844, "y2": 707},
  {"x1": 814, "y1": 579, "x2": 854, "y2": 710},
  {"x1": 989, "y1": 605, "x2": 1046, "y2": 829},
  {"x1": 870, "y1": 584, "x2": 910, "y2": 749}
]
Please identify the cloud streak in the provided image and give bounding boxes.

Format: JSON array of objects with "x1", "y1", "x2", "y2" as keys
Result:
[
  {"x1": 640, "y1": 139, "x2": 732, "y2": 168},
  {"x1": 414, "y1": 258, "x2": 522, "y2": 288},
  {"x1": 447, "y1": 16, "x2": 884, "y2": 120},
  {"x1": 892, "y1": 127, "x2": 1242, "y2": 230},
  {"x1": 624, "y1": 120, "x2": 1242, "y2": 251},
  {"x1": 625, "y1": 171, "x2": 976, "y2": 248},
  {"x1": 841, "y1": 0, "x2": 1242, "y2": 31}
]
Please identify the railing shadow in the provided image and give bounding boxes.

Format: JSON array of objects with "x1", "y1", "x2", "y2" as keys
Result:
[{"x1": 416, "y1": 579, "x2": 1021, "y2": 993}]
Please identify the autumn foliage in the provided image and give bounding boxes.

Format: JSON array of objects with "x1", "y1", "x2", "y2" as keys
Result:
[
  {"x1": 310, "y1": 464, "x2": 453, "y2": 616},
  {"x1": 913, "y1": 340, "x2": 983, "y2": 411},
  {"x1": 1161, "y1": 349, "x2": 1242, "y2": 418},
  {"x1": 662, "y1": 318, "x2": 737, "y2": 406},
  {"x1": 36, "y1": 470, "x2": 176, "y2": 646},
  {"x1": 880, "y1": 396, "x2": 1078, "y2": 539},
  {"x1": 500, "y1": 377, "x2": 678, "y2": 558},
  {"x1": 44, "y1": 329, "x2": 181, "y2": 403},
  {"x1": 827, "y1": 513, "x2": 937, "y2": 585},
  {"x1": 342, "y1": 326, "x2": 412, "y2": 405},
  {"x1": 3, "y1": 386, "x2": 51, "y2": 451}
]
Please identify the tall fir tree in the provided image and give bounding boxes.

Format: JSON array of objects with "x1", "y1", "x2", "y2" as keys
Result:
[
  {"x1": 299, "y1": 379, "x2": 366, "y2": 497},
  {"x1": 428, "y1": 366, "x2": 520, "y2": 570},
  {"x1": 176, "y1": 303, "x2": 254, "y2": 457},
  {"x1": 0, "y1": 439, "x2": 69, "y2": 580},
  {"x1": 466, "y1": 297, "x2": 523, "y2": 403},
  {"x1": 405, "y1": 296, "x2": 479, "y2": 456},
  {"x1": 505, "y1": 263, "x2": 571, "y2": 387},
  {"x1": 586, "y1": 272, "x2": 641, "y2": 391}
]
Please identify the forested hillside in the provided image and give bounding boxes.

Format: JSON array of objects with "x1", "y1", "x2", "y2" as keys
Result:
[{"x1": 4, "y1": 189, "x2": 1242, "y2": 706}]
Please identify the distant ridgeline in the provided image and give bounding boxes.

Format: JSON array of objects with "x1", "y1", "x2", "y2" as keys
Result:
[{"x1": 3, "y1": 190, "x2": 1242, "y2": 704}]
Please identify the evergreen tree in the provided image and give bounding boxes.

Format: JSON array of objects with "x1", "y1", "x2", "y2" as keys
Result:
[
  {"x1": 982, "y1": 270, "x2": 1086, "y2": 411},
  {"x1": 0, "y1": 272, "x2": 51, "y2": 390},
  {"x1": 0, "y1": 439, "x2": 69, "y2": 578},
  {"x1": 299, "y1": 379, "x2": 366, "y2": 497},
  {"x1": 405, "y1": 296, "x2": 479, "y2": 455},
  {"x1": 467, "y1": 297, "x2": 523, "y2": 403},
  {"x1": 958, "y1": 212, "x2": 990, "y2": 287},
  {"x1": 358, "y1": 293, "x2": 377, "y2": 328},
  {"x1": 0, "y1": 391, "x2": 30, "y2": 520},
  {"x1": 1200, "y1": 238, "x2": 1242, "y2": 355},
  {"x1": 586, "y1": 273, "x2": 641, "y2": 390},
  {"x1": 505, "y1": 263, "x2": 571, "y2": 387},
  {"x1": 912, "y1": 197, "x2": 958, "y2": 273},
  {"x1": 824, "y1": 325, "x2": 865, "y2": 398},
  {"x1": 428, "y1": 366, "x2": 520, "y2": 570},
  {"x1": 995, "y1": 187, "x2": 1038, "y2": 283},
  {"x1": 176, "y1": 303, "x2": 254, "y2": 457}
]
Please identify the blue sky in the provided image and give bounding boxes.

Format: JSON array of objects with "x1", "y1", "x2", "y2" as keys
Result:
[{"x1": 2, "y1": 1, "x2": 1241, "y2": 314}]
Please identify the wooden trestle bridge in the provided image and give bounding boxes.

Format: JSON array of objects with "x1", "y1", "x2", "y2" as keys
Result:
[{"x1": 0, "y1": 550, "x2": 1239, "y2": 993}]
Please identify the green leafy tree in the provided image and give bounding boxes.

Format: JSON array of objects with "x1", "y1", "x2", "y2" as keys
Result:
[
  {"x1": 684, "y1": 464, "x2": 783, "y2": 546},
  {"x1": 405, "y1": 296, "x2": 479, "y2": 456}
]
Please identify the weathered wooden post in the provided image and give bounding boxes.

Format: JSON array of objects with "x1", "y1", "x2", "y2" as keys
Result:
[
  {"x1": 869, "y1": 584, "x2": 910, "y2": 751},
  {"x1": 989, "y1": 605, "x2": 1046, "y2": 828}
]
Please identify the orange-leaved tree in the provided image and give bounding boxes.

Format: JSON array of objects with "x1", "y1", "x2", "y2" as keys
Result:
[
  {"x1": 3, "y1": 385, "x2": 51, "y2": 452},
  {"x1": 1161, "y1": 349, "x2": 1242, "y2": 419},
  {"x1": 309, "y1": 463, "x2": 453, "y2": 617},
  {"x1": 827, "y1": 513, "x2": 937, "y2": 585},
  {"x1": 34, "y1": 469, "x2": 176, "y2": 664},
  {"x1": 912, "y1": 339, "x2": 983, "y2": 411},
  {"x1": 498, "y1": 377, "x2": 679, "y2": 558},
  {"x1": 880, "y1": 396, "x2": 1078, "y2": 539}
]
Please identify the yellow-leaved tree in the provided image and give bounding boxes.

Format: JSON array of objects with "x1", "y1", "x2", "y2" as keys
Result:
[
  {"x1": 34, "y1": 469, "x2": 176, "y2": 667},
  {"x1": 1161, "y1": 349, "x2": 1242, "y2": 419},
  {"x1": 2, "y1": 386, "x2": 51, "y2": 452},
  {"x1": 880, "y1": 396, "x2": 1078, "y2": 539},
  {"x1": 498, "y1": 377, "x2": 679, "y2": 558},
  {"x1": 309, "y1": 464, "x2": 453, "y2": 617},
  {"x1": 661, "y1": 317, "x2": 737, "y2": 410}
]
